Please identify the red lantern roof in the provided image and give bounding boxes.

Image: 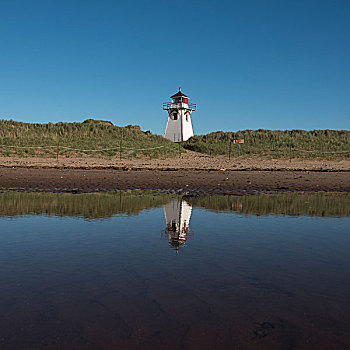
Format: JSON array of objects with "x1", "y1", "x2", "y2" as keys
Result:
[{"x1": 171, "y1": 88, "x2": 189, "y2": 99}]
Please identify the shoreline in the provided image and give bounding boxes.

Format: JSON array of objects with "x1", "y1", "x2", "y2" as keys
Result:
[
  {"x1": 1, "y1": 167, "x2": 349, "y2": 194},
  {"x1": 1, "y1": 164, "x2": 350, "y2": 173},
  {"x1": 0, "y1": 151, "x2": 349, "y2": 172}
]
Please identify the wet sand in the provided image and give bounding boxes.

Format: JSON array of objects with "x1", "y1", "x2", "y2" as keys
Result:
[{"x1": 0, "y1": 167, "x2": 349, "y2": 194}]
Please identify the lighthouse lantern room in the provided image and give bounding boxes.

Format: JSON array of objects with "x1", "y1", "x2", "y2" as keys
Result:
[{"x1": 163, "y1": 88, "x2": 196, "y2": 142}]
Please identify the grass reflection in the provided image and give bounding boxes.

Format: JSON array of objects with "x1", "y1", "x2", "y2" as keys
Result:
[
  {"x1": 186, "y1": 192, "x2": 350, "y2": 217},
  {"x1": 0, "y1": 191, "x2": 175, "y2": 219},
  {"x1": 0, "y1": 191, "x2": 349, "y2": 219}
]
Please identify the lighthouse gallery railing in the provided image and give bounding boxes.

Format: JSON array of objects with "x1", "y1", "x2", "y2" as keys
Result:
[{"x1": 162, "y1": 102, "x2": 196, "y2": 111}]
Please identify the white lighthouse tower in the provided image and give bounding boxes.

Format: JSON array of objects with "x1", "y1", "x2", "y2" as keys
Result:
[{"x1": 163, "y1": 88, "x2": 196, "y2": 142}]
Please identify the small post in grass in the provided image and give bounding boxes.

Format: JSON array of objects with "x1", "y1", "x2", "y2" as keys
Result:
[
  {"x1": 56, "y1": 142, "x2": 59, "y2": 161},
  {"x1": 119, "y1": 139, "x2": 122, "y2": 161},
  {"x1": 228, "y1": 140, "x2": 232, "y2": 160}
]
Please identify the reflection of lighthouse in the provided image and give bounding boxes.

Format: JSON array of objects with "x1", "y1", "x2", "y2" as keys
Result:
[{"x1": 162, "y1": 199, "x2": 193, "y2": 251}]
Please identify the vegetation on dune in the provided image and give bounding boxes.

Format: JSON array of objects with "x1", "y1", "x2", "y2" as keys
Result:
[
  {"x1": 0, "y1": 119, "x2": 180, "y2": 158},
  {"x1": 1, "y1": 119, "x2": 349, "y2": 159},
  {"x1": 82, "y1": 118, "x2": 114, "y2": 125},
  {"x1": 184, "y1": 129, "x2": 350, "y2": 158}
]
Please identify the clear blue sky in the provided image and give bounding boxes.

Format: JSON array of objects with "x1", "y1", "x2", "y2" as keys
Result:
[{"x1": 0, "y1": 0, "x2": 349, "y2": 135}]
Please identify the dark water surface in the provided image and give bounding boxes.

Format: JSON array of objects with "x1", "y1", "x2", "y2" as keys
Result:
[{"x1": 0, "y1": 192, "x2": 349, "y2": 349}]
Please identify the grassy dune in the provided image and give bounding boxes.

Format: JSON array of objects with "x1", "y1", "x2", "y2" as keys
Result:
[
  {"x1": 0, "y1": 119, "x2": 180, "y2": 158},
  {"x1": 184, "y1": 129, "x2": 350, "y2": 158},
  {"x1": 1, "y1": 119, "x2": 349, "y2": 159}
]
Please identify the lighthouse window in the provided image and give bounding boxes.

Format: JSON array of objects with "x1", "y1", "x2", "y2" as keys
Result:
[
  {"x1": 186, "y1": 114, "x2": 188, "y2": 121},
  {"x1": 173, "y1": 113, "x2": 178, "y2": 120}
]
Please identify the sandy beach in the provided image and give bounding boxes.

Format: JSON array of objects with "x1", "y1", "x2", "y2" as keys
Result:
[
  {"x1": 0, "y1": 151, "x2": 349, "y2": 194},
  {"x1": 0, "y1": 150, "x2": 349, "y2": 171}
]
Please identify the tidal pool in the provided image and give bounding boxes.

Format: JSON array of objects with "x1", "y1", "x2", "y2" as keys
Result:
[{"x1": 0, "y1": 192, "x2": 349, "y2": 349}]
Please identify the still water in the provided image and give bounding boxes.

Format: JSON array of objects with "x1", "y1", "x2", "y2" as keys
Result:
[{"x1": 0, "y1": 192, "x2": 349, "y2": 349}]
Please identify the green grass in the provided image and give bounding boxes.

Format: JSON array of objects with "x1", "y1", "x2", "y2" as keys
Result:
[
  {"x1": 0, "y1": 119, "x2": 181, "y2": 158},
  {"x1": 1, "y1": 120, "x2": 349, "y2": 159},
  {"x1": 184, "y1": 129, "x2": 350, "y2": 158}
]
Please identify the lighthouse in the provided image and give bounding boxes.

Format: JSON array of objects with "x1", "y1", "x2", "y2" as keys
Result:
[{"x1": 163, "y1": 88, "x2": 196, "y2": 142}]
